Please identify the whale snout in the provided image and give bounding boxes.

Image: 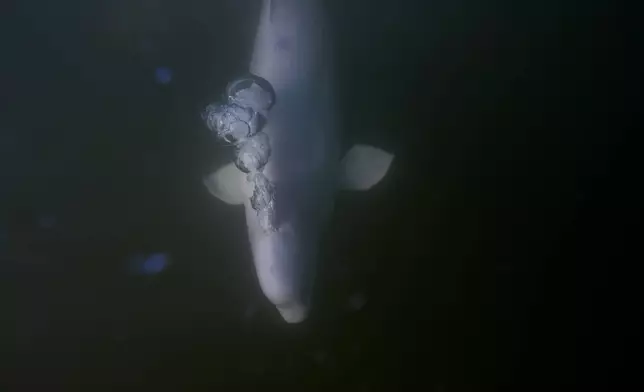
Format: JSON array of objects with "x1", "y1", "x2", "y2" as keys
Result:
[
  {"x1": 249, "y1": 223, "x2": 316, "y2": 323},
  {"x1": 276, "y1": 300, "x2": 309, "y2": 324}
]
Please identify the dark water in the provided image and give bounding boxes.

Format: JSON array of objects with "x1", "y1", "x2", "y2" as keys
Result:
[{"x1": 3, "y1": 0, "x2": 639, "y2": 388}]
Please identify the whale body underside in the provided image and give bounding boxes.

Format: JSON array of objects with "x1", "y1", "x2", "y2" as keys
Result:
[{"x1": 203, "y1": 0, "x2": 395, "y2": 323}]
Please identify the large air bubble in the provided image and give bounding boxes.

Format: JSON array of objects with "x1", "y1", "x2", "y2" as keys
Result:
[
  {"x1": 226, "y1": 74, "x2": 276, "y2": 112},
  {"x1": 202, "y1": 103, "x2": 263, "y2": 144},
  {"x1": 235, "y1": 132, "x2": 271, "y2": 173}
]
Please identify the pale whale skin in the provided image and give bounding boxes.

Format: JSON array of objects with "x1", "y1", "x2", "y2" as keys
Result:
[{"x1": 204, "y1": 0, "x2": 394, "y2": 323}]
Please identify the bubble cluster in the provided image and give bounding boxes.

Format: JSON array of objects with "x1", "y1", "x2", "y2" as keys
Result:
[{"x1": 203, "y1": 74, "x2": 277, "y2": 231}]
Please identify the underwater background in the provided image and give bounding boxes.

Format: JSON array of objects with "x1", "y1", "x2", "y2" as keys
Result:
[{"x1": 3, "y1": 0, "x2": 639, "y2": 388}]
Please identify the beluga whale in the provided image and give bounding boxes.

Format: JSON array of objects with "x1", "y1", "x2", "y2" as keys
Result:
[{"x1": 202, "y1": 0, "x2": 394, "y2": 323}]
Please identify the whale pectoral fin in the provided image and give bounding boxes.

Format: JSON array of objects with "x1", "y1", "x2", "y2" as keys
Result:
[
  {"x1": 203, "y1": 162, "x2": 246, "y2": 205},
  {"x1": 340, "y1": 145, "x2": 395, "y2": 191}
]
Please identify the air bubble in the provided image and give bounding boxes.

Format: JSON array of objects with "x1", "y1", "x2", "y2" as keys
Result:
[
  {"x1": 235, "y1": 132, "x2": 271, "y2": 173},
  {"x1": 202, "y1": 103, "x2": 226, "y2": 133},
  {"x1": 249, "y1": 173, "x2": 274, "y2": 211},
  {"x1": 203, "y1": 103, "x2": 261, "y2": 144},
  {"x1": 227, "y1": 74, "x2": 276, "y2": 111}
]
